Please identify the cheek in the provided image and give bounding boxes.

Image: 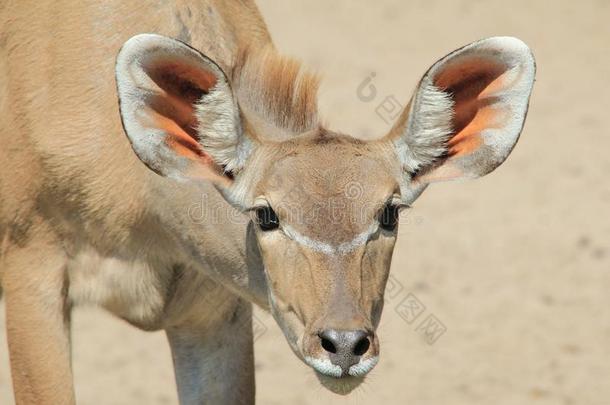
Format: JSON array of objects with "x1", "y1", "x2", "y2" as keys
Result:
[
  {"x1": 256, "y1": 234, "x2": 306, "y2": 297},
  {"x1": 360, "y1": 240, "x2": 396, "y2": 327},
  {"x1": 362, "y1": 239, "x2": 397, "y2": 296}
]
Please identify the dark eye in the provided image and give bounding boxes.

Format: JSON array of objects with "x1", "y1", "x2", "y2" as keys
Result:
[
  {"x1": 255, "y1": 206, "x2": 279, "y2": 231},
  {"x1": 379, "y1": 204, "x2": 400, "y2": 231}
]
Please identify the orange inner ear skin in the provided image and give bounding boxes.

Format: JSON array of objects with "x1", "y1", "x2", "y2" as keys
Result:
[
  {"x1": 148, "y1": 109, "x2": 209, "y2": 161},
  {"x1": 448, "y1": 106, "x2": 508, "y2": 156},
  {"x1": 435, "y1": 57, "x2": 510, "y2": 158},
  {"x1": 447, "y1": 127, "x2": 482, "y2": 156},
  {"x1": 147, "y1": 91, "x2": 198, "y2": 131},
  {"x1": 143, "y1": 59, "x2": 222, "y2": 163}
]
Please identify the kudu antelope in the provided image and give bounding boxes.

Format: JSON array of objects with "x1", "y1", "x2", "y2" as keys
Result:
[{"x1": 0, "y1": 0, "x2": 535, "y2": 403}]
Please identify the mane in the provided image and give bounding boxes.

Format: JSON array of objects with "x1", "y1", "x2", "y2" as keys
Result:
[{"x1": 231, "y1": 46, "x2": 320, "y2": 139}]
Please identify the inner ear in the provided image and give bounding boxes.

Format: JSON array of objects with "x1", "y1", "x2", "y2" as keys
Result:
[
  {"x1": 117, "y1": 34, "x2": 244, "y2": 186},
  {"x1": 433, "y1": 57, "x2": 509, "y2": 157},
  {"x1": 143, "y1": 59, "x2": 218, "y2": 149}
]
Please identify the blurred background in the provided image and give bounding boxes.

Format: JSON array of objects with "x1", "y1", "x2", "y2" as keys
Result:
[{"x1": 1, "y1": 0, "x2": 609, "y2": 404}]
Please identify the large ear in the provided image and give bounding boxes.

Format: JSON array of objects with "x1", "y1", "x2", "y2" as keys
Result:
[
  {"x1": 116, "y1": 34, "x2": 251, "y2": 187},
  {"x1": 387, "y1": 36, "x2": 535, "y2": 185}
]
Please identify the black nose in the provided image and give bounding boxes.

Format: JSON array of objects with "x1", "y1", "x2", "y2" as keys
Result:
[{"x1": 318, "y1": 329, "x2": 371, "y2": 374}]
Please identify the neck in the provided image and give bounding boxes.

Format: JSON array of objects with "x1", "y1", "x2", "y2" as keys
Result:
[{"x1": 161, "y1": 180, "x2": 270, "y2": 309}]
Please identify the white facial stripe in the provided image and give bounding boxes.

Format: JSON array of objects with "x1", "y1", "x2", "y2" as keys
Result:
[
  {"x1": 348, "y1": 356, "x2": 379, "y2": 377},
  {"x1": 282, "y1": 222, "x2": 379, "y2": 255},
  {"x1": 282, "y1": 226, "x2": 335, "y2": 254},
  {"x1": 305, "y1": 357, "x2": 343, "y2": 378}
]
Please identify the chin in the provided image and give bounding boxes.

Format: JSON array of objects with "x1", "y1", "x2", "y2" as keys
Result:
[{"x1": 315, "y1": 372, "x2": 365, "y2": 395}]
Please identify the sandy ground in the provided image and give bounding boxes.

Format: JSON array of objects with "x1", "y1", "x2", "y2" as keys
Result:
[{"x1": 2, "y1": 0, "x2": 610, "y2": 404}]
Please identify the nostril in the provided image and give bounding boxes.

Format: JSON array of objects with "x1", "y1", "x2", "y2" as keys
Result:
[
  {"x1": 319, "y1": 335, "x2": 337, "y2": 354},
  {"x1": 352, "y1": 336, "x2": 370, "y2": 356},
  {"x1": 318, "y1": 329, "x2": 372, "y2": 358},
  {"x1": 316, "y1": 330, "x2": 375, "y2": 373}
]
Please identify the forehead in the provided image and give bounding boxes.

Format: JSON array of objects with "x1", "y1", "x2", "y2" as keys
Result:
[{"x1": 259, "y1": 134, "x2": 398, "y2": 243}]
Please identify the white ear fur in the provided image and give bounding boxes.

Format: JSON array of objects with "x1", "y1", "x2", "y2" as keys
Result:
[
  {"x1": 392, "y1": 36, "x2": 536, "y2": 183},
  {"x1": 393, "y1": 82, "x2": 454, "y2": 175},
  {"x1": 116, "y1": 34, "x2": 251, "y2": 182},
  {"x1": 194, "y1": 92, "x2": 253, "y2": 174}
]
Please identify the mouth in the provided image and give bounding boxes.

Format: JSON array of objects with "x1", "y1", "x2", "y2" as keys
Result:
[
  {"x1": 305, "y1": 355, "x2": 379, "y2": 395},
  {"x1": 305, "y1": 355, "x2": 379, "y2": 378},
  {"x1": 314, "y1": 372, "x2": 366, "y2": 395}
]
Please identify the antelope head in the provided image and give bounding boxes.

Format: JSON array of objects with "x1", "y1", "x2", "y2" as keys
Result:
[{"x1": 116, "y1": 34, "x2": 535, "y2": 394}]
